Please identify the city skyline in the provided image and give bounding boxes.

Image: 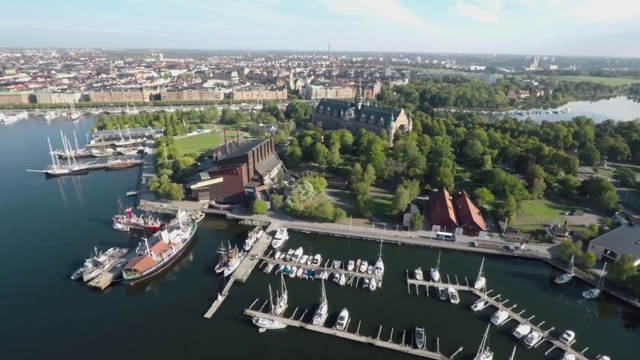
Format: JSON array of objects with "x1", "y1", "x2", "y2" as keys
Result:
[{"x1": 1, "y1": 0, "x2": 640, "y2": 58}]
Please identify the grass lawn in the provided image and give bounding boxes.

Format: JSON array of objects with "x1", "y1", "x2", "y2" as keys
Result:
[
  {"x1": 174, "y1": 131, "x2": 223, "y2": 156},
  {"x1": 546, "y1": 75, "x2": 640, "y2": 86},
  {"x1": 513, "y1": 199, "x2": 574, "y2": 231}
]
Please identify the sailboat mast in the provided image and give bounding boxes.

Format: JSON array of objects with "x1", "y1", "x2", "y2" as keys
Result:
[
  {"x1": 598, "y1": 262, "x2": 607, "y2": 288},
  {"x1": 475, "y1": 324, "x2": 490, "y2": 356},
  {"x1": 60, "y1": 131, "x2": 72, "y2": 169},
  {"x1": 73, "y1": 130, "x2": 80, "y2": 151},
  {"x1": 47, "y1": 136, "x2": 57, "y2": 169},
  {"x1": 436, "y1": 251, "x2": 441, "y2": 270},
  {"x1": 477, "y1": 257, "x2": 485, "y2": 281},
  {"x1": 280, "y1": 272, "x2": 287, "y2": 295},
  {"x1": 268, "y1": 284, "x2": 274, "y2": 314},
  {"x1": 569, "y1": 255, "x2": 575, "y2": 274}
]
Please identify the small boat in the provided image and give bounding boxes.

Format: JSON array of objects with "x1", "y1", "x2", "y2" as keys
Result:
[
  {"x1": 306, "y1": 256, "x2": 313, "y2": 266},
  {"x1": 285, "y1": 249, "x2": 294, "y2": 261},
  {"x1": 448, "y1": 287, "x2": 460, "y2": 304},
  {"x1": 289, "y1": 266, "x2": 297, "y2": 278},
  {"x1": 431, "y1": 251, "x2": 441, "y2": 282},
  {"x1": 583, "y1": 262, "x2": 607, "y2": 299},
  {"x1": 300, "y1": 254, "x2": 309, "y2": 264},
  {"x1": 523, "y1": 331, "x2": 542, "y2": 348},
  {"x1": 555, "y1": 255, "x2": 575, "y2": 284},
  {"x1": 474, "y1": 257, "x2": 486, "y2": 290},
  {"x1": 363, "y1": 278, "x2": 370, "y2": 289},
  {"x1": 252, "y1": 316, "x2": 286, "y2": 330},
  {"x1": 512, "y1": 324, "x2": 531, "y2": 340},
  {"x1": 44, "y1": 111, "x2": 57, "y2": 121},
  {"x1": 414, "y1": 267, "x2": 424, "y2": 281},
  {"x1": 311, "y1": 280, "x2": 328, "y2": 326},
  {"x1": 273, "y1": 273, "x2": 288, "y2": 316},
  {"x1": 271, "y1": 228, "x2": 289, "y2": 249},
  {"x1": 291, "y1": 247, "x2": 303, "y2": 262},
  {"x1": 438, "y1": 286, "x2": 448, "y2": 301},
  {"x1": 595, "y1": 355, "x2": 611, "y2": 360},
  {"x1": 339, "y1": 273, "x2": 346, "y2": 286},
  {"x1": 274, "y1": 250, "x2": 281, "y2": 259},
  {"x1": 333, "y1": 260, "x2": 342, "y2": 269},
  {"x1": 562, "y1": 353, "x2": 576, "y2": 360},
  {"x1": 312, "y1": 254, "x2": 322, "y2": 266},
  {"x1": 471, "y1": 298, "x2": 488, "y2": 311},
  {"x1": 335, "y1": 308, "x2": 349, "y2": 331},
  {"x1": 347, "y1": 260, "x2": 355, "y2": 271},
  {"x1": 414, "y1": 326, "x2": 425, "y2": 349},
  {"x1": 374, "y1": 241, "x2": 384, "y2": 277},
  {"x1": 355, "y1": 259, "x2": 361, "y2": 271},
  {"x1": 490, "y1": 310, "x2": 509, "y2": 325},
  {"x1": 243, "y1": 226, "x2": 263, "y2": 251},
  {"x1": 296, "y1": 267, "x2": 304, "y2": 278},
  {"x1": 263, "y1": 263, "x2": 275, "y2": 273},
  {"x1": 559, "y1": 330, "x2": 575, "y2": 344},
  {"x1": 474, "y1": 324, "x2": 494, "y2": 360},
  {"x1": 369, "y1": 278, "x2": 377, "y2": 291},
  {"x1": 359, "y1": 261, "x2": 368, "y2": 273},
  {"x1": 252, "y1": 282, "x2": 287, "y2": 331}
]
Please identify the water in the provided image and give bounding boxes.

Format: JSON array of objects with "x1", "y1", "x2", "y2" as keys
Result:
[
  {"x1": 513, "y1": 96, "x2": 640, "y2": 122},
  {"x1": 1, "y1": 117, "x2": 639, "y2": 359}
]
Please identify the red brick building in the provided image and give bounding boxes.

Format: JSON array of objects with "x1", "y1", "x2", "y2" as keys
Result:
[
  {"x1": 453, "y1": 191, "x2": 487, "y2": 236},
  {"x1": 429, "y1": 188, "x2": 458, "y2": 233}
]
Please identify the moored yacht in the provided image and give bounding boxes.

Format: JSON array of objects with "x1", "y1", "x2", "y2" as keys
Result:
[
  {"x1": 448, "y1": 287, "x2": 460, "y2": 304},
  {"x1": 414, "y1": 267, "x2": 424, "y2": 281},
  {"x1": 474, "y1": 324, "x2": 494, "y2": 360},
  {"x1": 437, "y1": 286, "x2": 448, "y2": 301},
  {"x1": 311, "y1": 280, "x2": 328, "y2": 326},
  {"x1": 252, "y1": 283, "x2": 287, "y2": 331},
  {"x1": 374, "y1": 241, "x2": 384, "y2": 277},
  {"x1": 414, "y1": 326, "x2": 425, "y2": 349},
  {"x1": 583, "y1": 262, "x2": 607, "y2": 299},
  {"x1": 554, "y1": 255, "x2": 575, "y2": 285},
  {"x1": 431, "y1": 251, "x2": 441, "y2": 282},
  {"x1": 490, "y1": 310, "x2": 509, "y2": 325},
  {"x1": 347, "y1": 259, "x2": 355, "y2": 271},
  {"x1": 474, "y1": 257, "x2": 486, "y2": 290},
  {"x1": 369, "y1": 278, "x2": 377, "y2": 291},
  {"x1": 471, "y1": 298, "x2": 488, "y2": 311},
  {"x1": 561, "y1": 353, "x2": 576, "y2": 360},
  {"x1": 512, "y1": 324, "x2": 531, "y2": 340},
  {"x1": 523, "y1": 331, "x2": 542, "y2": 348},
  {"x1": 291, "y1": 247, "x2": 303, "y2": 262},
  {"x1": 359, "y1": 260, "x2": 368, "y2": 273},
  {"x1": 271, "y1": 228, "x2": 289, "y2": 249},
  {"x1": 335, "y1": 308, "x2": 349, "y2": 331},
  {"x1": 243, "y1": 226, "x2": 264, "y2": 251},
  {"x1": 559, "y1": 329, "x2": 575, "y2": 344}
]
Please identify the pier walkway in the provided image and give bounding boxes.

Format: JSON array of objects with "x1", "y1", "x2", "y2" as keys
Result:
[
  {"x1": 407, "y1": 276, "x2": 590, "y2": 360},
  {"x1": 243, "y1": 305, "x2": 457, "y2": 360},
  {"x1": 202, "y1": 223, "x2": 277, "y2": 319}
]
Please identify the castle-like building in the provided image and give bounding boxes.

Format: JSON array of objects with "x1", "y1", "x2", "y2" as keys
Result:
[{"x1": 310, "y1": 90, "x2": 410, "y2": 144}]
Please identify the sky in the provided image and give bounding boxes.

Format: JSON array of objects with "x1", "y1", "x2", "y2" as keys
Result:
[{"x1": 0, "y1": 0, "x2": 639, "y2": 57}]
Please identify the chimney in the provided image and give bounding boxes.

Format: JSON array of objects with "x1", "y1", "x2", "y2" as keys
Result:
[{"x1": 223, "y1": 128, "x2": 229, "y2": 154}]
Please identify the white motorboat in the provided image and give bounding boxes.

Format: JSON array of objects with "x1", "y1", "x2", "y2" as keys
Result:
[
  {"x1": 333, "y1": 260, "x2": 342, "y2": 269},
  {"x1": 285, "y1": 248, "x2": 294, "y2": 261},
  {"x1": 369, "y1": 278, "x2": 377, "y2": 291},
  {"x1": 374, "y1": 241, "x2": 384, "y2": 277},
  {"x1": 44, "y1": 111, "x2": 57, "y2": 121},
  {"x1": 243, "y1": 226, "x2": 263, "y2": 251},
  {"x1": 312, "y1": 254, "x2": 322, "y2": 266},
  {"x1": 347, "y1": 260, "x2": 355, "y2": 271},
  {"x1": 414, "y1": 326, "x2": 425, "y2": 349},
  {"x1": 359, "y1": 260, "x2": 368, "y2": 273},
  {"x1": 274, "y1": 250, "x2": 281, "y2": 260},
  {"x1": 474, "y1": 324, "x2": 494, "y2": 360},
  {"x1": 306, "y1": 256, "x2": 313, "y2": 266},
  {"x1": 271, "y1": 228, "x2": 289, "y2": 249},
  {"x1": 363, "y1": 278, "x2": 370, "y2": 289},
  {"x1": 367, "y1": 264, "x2": 374, "y2": 274},
  {"x1": 474, "y1": 257, "x2": 486, "y2": 290},
  {"x1": 490, "y1": 310, "x2": 509, "y2": 325},
  {"x1": 555, "y1": 255, "x2": 575, "y2": 284},
  {"x1": 471, "y1": 298, "x2": 488, "y2": 311},
  {"x1": 263, "y1": 263, "x2": 275, "y2": 273},
  {"x1": 291, "y1": 247, "x2": 303, "y2": 262},
  {"x1": 583, "y1": 262, "x2": 607, "y2": 299},
  {"x1": 438, "y1": 286, "x2": 448, "y2": 301},
  {"x1": 523, "y1": 331, "x2": 542, "y2": 348},
  {"x1": 512, "y1": 324, "x2": 531, "y2": 340},
  {"x1": 595, "y1": 355, "x2": 611, "y2": 360},
  {"x1": 431, "y1": 251, "x2": 441, "y2": 282},
  {"x1": 289, "y1": 266, "x2": 297, "y2": 278},
  {"x1": 335, "y1": 308, "x2": 349, "y2": 331},
  {"x1": 559, "y1": 330, "x2": 575, "y2": 344},
  {"x1": 296, "y1": 267, "x2": 304, "y2": 278},
  {"x1": 561, "y1": 353, "x2": 576, "y2": 360},
  {"x1": 339, "y1": 273, "x2": 346, "y2": 286},
  {"x1": 300, "y1": 254, "x2": 309, "y2": 264},
  {"x1": 414, "y1": 267, "x2": 424, "y2": 281},
  {"x1": 448, "y1": 287, "x2": 460, "y2": 304},
  {"x1": 311, "y1": 280, "x2": 328, "y2": 326},
  {"x1": 252, "y1": 316, "x2": 286, "y2": 330}
]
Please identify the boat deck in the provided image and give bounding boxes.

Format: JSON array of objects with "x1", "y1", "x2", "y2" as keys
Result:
[
  {"x1": 406, "y1": 275, "x2": 589, "y2": 360},
  {"x1": 243, "y1": 303, "x2": 458, "y2": 360},
  {"x1": 87, "y1": 271, "x2": 114, "y2": 291}
]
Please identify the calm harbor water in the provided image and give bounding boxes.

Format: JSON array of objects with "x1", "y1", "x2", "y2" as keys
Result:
[
  {"x1": 513, "y1": 96, "x2": 640, "y2": 122},
  {"x1": 1, "y1": 116, "x2": 639, "y2": 360}
]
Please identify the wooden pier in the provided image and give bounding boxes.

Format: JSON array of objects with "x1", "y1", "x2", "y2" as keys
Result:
[
  {"x1": 202, "y1": 223, "x2": 277, "y2": 318},
  {"x1": 406, "y1": 275, "x2": 590, "y2": 360},
  {"x1": 243, "y1": 305, "x2": 455, "y2": 360}
]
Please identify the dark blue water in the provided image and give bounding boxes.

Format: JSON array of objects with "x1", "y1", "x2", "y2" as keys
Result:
[{"x1": 1, "y1": 116, "x2": 638, "y2": 360}]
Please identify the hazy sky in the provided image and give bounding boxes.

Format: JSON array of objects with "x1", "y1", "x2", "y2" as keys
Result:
[{"x1": 1, "y1": 0, "x2": 639, "y2": 57}]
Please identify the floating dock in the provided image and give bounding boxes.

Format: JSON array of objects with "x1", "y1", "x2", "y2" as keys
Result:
[
  {"x1": 243, "y1": 303, "x2": 459, "y2": 360},
  {"x1": 406, "y1": 275, "x2": 590, "y2": 360}
]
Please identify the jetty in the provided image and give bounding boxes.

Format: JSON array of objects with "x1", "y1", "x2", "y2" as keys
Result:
[
  {"x1": 406, "y1": 275, "x2": 590, "y2": 360},
  {"x1": 202, "y1": 222, "x2": 276, "y2": 318},
  {"x1": 243, "y1": 303, "x2": 458, "y2": 360}
]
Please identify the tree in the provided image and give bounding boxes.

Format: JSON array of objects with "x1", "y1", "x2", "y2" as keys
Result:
[
  {"x1": 270, "y1": 193, "x2": 284, "y2": 210},
  {"x1": 410, "y1": 211, "x2": 424, "y2": 231},
  {"x1": 312, "y1": 142, "x2": 329, "y2": 168},
  {"x1": 391, "y1": 187, "x2": 411, "y2": 215},
  {"x1": 613, "y1": 167, "x2": 637, "y2": 188},
  {"x1": 473, "y1": 187, "x2": 494, "y2": 208},
  {"x1": 284, "y1": 101, "x2": 311, "y2": 122},
  {"x1": 558, "y1": 175, "x2": 579, "y2": 194},
  {"x1": 558, "y1": 240, "x2": 584, "y2": 264},
  {"x1": 284, "y1": 139, "x2": 302, "y2": 167},
  {"x1": 579, "y1": 143, "x2": 600, "y2": 166},
  {"x1": 608, "y1": 254, "x2": 638, "y2": 281},
  {"x1": 581, "y1": 250, "x2": 596, "y2": 268},
  {"x1": 495, "y1": 196, "x2": 518, "y2": 223},
  {"x1": 579, "y1": 176, "x2": 619, "y2": 211},
  {"x1": 252, "y1": 199, "x2": 268, "y2": 215},
  {"x1": 327, "y1": 143, "x2": 343, "y2": 168},
  {"x1": 149, "y1": 175, "x2": 184, "y2": 200},
  {"x1": 303, "y1": 175, "x2": 327, "y2": 194}
]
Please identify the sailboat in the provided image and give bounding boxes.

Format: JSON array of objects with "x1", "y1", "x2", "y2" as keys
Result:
[
  {"x1": 430, "y1": 251, "x2": 441, "y2": 282},
  {"x1": 252, "y1": 283, "x2": 287, "y2": 330},
  {"x1": 273, "y1": 273, "x2": 288, "y2": 316},
  {"x1": 582, "y1": 262, "x2": 607, "y2": 299},
  {"x1": 28, "y1": 136, "x2": 89, "y2": 177},
  {"x1": 67, "y1": 102, "x2": 80, "y2": 121},
  {"x1": 474, "y1": 324, "x2": 494, "y2": 360},
  {"x1": 311, "y1": 279, "x2": 328, "y2": 326},
  {"x1": 374, "y1": 240, "x2": 384, "y2": 278},
  {"x1": 474, "y1": 257, "x2": 486, "y2": 290},
  {"x1": 555, "y1": 255, "x2": 575, "y2": 284}
]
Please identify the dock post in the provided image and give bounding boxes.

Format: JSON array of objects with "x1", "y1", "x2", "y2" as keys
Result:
[
  {"x1": 388, "y1": 328, "x2": 394, "y2": 342},
  {"x1": 455, "y1": 275, "x2": 459, "y2": 285},
  {"x1": 376, "y1": 325, "x2": 382, "y2": 340},
  {"x1": 401, "y1": 330, "x2": 406, "y2": 346},
  {"x1": 437, "y1": 337, "x2": 440, "y2": 353},
  {"x1": 450, "y1": 347, "x2": 464, "y2": 359},
  {"x1": 356, "y1": 320, "x2": 361, "y2": 335}
]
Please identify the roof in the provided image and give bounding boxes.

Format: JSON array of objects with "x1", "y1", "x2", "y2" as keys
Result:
[
  {"x1": 254, "y1": 153, "x2": 282, "y2": 177},
  {"x1": 217, "y1": 138, "x2": 265, "y2": 161},
  {"x1": 590, "y1": 225, "x2": 640, "y2": 258},
  {"x1": 315, "y1": 98, "x2": 402, "y2": 128},
  {"x1": 429, "y1": 188, "x2": 458, "y2": 228},
  {"x1": 453, "y1": 191, "x2": 487, "y2": 231}
]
